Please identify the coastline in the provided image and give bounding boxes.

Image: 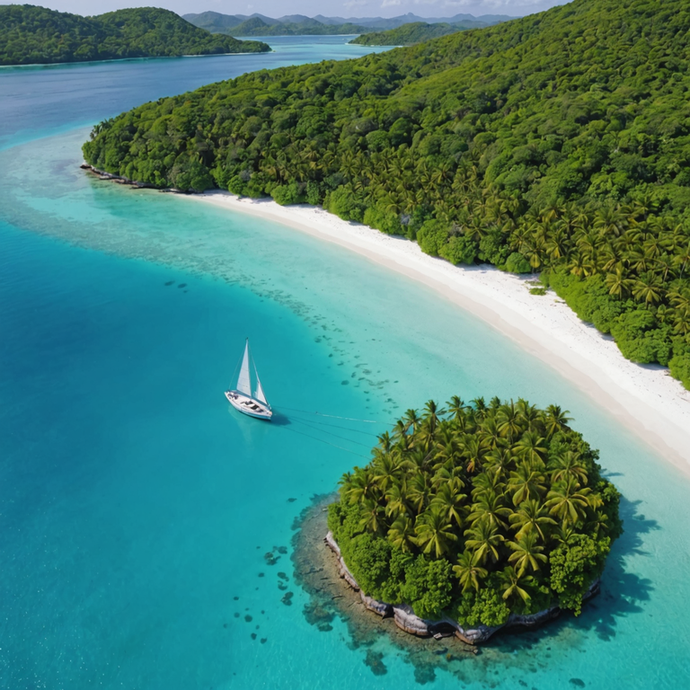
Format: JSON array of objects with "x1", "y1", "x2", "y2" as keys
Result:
[
  {"x1": 186, "y1": 190, "x2": 690, "y2": 475},
  {"x1": 324, "y1": 529, "x2": 599, "y2": 645}
]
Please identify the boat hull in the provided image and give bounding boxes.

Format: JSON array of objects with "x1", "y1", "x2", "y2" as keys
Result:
[{"x1": 225, "y1": 390, "x2": 273, "y2": 420}]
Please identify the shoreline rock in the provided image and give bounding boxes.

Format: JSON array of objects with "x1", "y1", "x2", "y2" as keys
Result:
[
  {"x1": 325, "y1": 530, "x2": 600, "y2": 645},
  {"x1": 80, "y1": 163, "x2": 190, "y2": 193}
]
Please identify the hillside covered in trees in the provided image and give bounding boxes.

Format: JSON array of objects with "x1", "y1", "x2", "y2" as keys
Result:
[
  {"x1": 329, "y1": 397, "x2": 622, "y2": 625},
  {"x1": 183, "y1": 10, "x2": 506, "y2": 35},
  {"x1": 0, "y1": 5, "x2": 269, "y2": 65},
  {"x1": 350, "y1": 22, "x2": 468, "y2": 46},
  {"x1": 209, "y1": 17, "x2": 369, "y2": 37},
  {"x1": 82, "y1": 0, "x2": 690, "y2": 389}
]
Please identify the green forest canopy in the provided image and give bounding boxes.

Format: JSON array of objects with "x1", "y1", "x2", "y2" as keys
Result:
[
  {"x1": 0, "y1": 5, "x2": 270, "y2": 65},
  {"x1": 350, "y1": 22, "x2": 468, "y2": 47},
  {"x1": 190, "y1": 15, "x2": 371, "y2": 37},
  {"x1": 328, "y1": 397, "x2": 622, "y2": 626},
  {"x1": 83, "y1": 0, "x2": 690, "y2": 390}
]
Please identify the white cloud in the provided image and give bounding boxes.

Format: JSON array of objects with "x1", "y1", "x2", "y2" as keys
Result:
[{"x1": 382, "y1": 0, "x2": 402, "y2": 6}]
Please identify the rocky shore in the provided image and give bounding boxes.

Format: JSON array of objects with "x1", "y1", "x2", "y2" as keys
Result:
[
  {"x1": 80, "y1": 164, "x2": 192, "y2": 193},
  {"x1": 326, "y1": 530, "x2": 600, "y2": 646}
]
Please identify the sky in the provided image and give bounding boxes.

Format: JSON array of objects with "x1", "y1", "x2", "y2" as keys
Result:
[{"x1": 9, "y1": 0, "x2": 567, "y2": 20}]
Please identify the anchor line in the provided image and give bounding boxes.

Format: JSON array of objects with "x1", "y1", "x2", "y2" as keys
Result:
[
  {"x1": 289, "y1": 417, "x2": 372, "y2": 449},
  {"x1": 275, "y1": 404, "x2": 386, "y2": 424},
  {"x1": 278, "y1": 425, "x2": 369, "y2": 460},
  {"x1": 285, "y1": 412, "x2": 380, "y2": 438}
]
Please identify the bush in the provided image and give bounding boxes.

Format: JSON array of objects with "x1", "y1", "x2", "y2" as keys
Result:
[
  {"x1": 271, "y1": 182, "x2": 303, "y2": 205},
  {"x1": 417, "y1": 219, "x2": 450, "y2": 256},
  {"x1": 505, "y1": 252, "x2": 532, "y2": 274},
  {"x1": 610, "y1": 311, "x2": 672, "y2": 365},
  {"x1": 549, "y1": 534, "x2": 610, "y2": 615},
  {"x1": 325, "y1": 185, "x2": 365, "y2": 222},
  {"x1": 363, "y1": 206, "x2": 403, "y2": 235},
  {"x1": 669, "y1": 352, "x2": 690, "y2": 388},
  {"x1": 439, "y1": 235, "x2": 478, "y2": 265}
]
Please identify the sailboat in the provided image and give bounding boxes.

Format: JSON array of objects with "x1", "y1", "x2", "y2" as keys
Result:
[{"x1": 225, "y1": 339, "x2": 273, "y2": 421}]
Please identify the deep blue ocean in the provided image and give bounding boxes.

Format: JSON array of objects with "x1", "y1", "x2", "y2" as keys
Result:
[{"x1": 1, "y1": 36, "x2": 689, "y2": 689}]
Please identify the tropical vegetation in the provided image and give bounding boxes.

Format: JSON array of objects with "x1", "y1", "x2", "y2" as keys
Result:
[
  {"x1": 187, "y1": 15, "x2": 371, "y2": 37},
  {"x1": 82, "y1": 0, "x2": 690, "y2": 389},
  {"x1": 183, "y1": 11, "x2": 504, "y2": 35},
  {"x1": 328, "y1": 396, "x2": 622, "y2": 626},
  {"x1": 350, "y1": 22, "x2": 467, "y2": 46},
  {"x1": 0, "y1": 5, "x2": 269, "y2": 66}
]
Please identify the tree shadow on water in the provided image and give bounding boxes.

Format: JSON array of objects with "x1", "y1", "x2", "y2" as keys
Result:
[
  {"x1": 574, "y1": 495, "x2": 656, "y2": 642},
  {"x1": 494, "y1": 494, "x2": 657, "y2": 655}
]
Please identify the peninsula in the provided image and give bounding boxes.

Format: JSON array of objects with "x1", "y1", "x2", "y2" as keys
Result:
[
  {"x1": 327, "y1": 397, "x2": 622, "y2": 643},
  {"x1": 82, "y1": 0, "x2": 690, "y2": 393},
  {"x1": 0, "y1": 5, "x2": 269, "y2": 66}
]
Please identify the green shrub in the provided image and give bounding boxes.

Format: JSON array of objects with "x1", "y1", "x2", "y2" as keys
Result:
[{"x1": 505, "y1": 252, "x2": 532, "y2": 274}]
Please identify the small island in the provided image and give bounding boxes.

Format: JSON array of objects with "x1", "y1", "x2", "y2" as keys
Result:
[
  {"x1": 327, "y1": 397, "x2": 622, "y2": 644},
  {"x1": 0, "y1": 6, "x2": 270, "y2": 66}
]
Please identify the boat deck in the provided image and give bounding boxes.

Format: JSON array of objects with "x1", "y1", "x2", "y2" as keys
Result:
[{"x1": 225, "y1": 390, "x2": 273, "y2": 420}]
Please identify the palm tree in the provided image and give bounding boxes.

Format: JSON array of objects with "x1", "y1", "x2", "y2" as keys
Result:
[
  {"x1": 497, "y1": 401, "x2": 521, "y2": 441},
  {"x1": 500, "y1": 566, "x2": 533, "y2": 606},
  {"x1": 453, "y1": 550, "x2": 488, "y2": 593},
  {"x1": 376, "y1": 431, "x2": 392, "y2": 454},
  {"x1": 447, "y1": 395, "x2": 467, "y2": 421},
  {"x1": 342, "y1": 467, "x2": 378, "y2": 505},
  {"x1": 479, "y1": 416, "x2": 503, "y2": 449},
  {"x1": 423, "y1": 399, "x2": 445, "y2": 431},
  {"x1": 464, "y1": 519, "x2": 505, "y2": 565},
  {"x1": 548, "y1": 450, "x2": 588, "y2": 486},
  {"x1": 632, "y1": 272, "x2": 663, "y2": 305},
  {"x1": 508, "y1": 462, "x2": 547, "y2": 505},
  {"x1": 471, "y1": 468, "x2": 506, "y2": 499},
  {"x1": 484, "y1": 446, "x2": 513, "y2": 475},
  {"x1": 358, "y1": 498, "x2": 387, "y2": 536},
  {"x1": 388, "y1": 515, "x2": 416, "y2": 552},
  {"x1": 371, "y1": 453, "x2": 402, "y2": 492},
  {"x1": 391, "y1": 419, "x2": 408, "y2": 442},
  {"x1": 507, "y1": 531, "x2": 547, "y2": 576},
  {"x1": 403, "y1": 408, "x2": 421, "y2": 433},
  {"x1": 414, "y1": 510, "x2": 458, "y2": 558},
  {"x1": 509, "y1": 498, "x2": 556, "y2": 541},
  {"x1": 514, "y1": 431, "x2": 547, "y2": 466},
  {"x1": 462, "y1": 434, "x2": 485, "y2": 474},
  {"x1": 584, "y1": 510, "x2": 610, "y2": 539},
  {"x1": 544, "y1": 405, "x2": 572, "y2": 437},
  {"x1": 408, "y1": 472, "x2": 434, "y2": 514},
  {"x1": 430, "y1": 482, "x2": 466, "y2": 528},
  {"x1": 385, "y1": 482, "x2": 412, "y2": 519},
  {"x1": 605, "y1": 265, "x2": 634, "y2": 299},
  {"x1": 468, "y1": 490, "x2": 512, "y2": 530},
  {"x1": 545, "y1": 477, "x2": 591, "y2": 525}
]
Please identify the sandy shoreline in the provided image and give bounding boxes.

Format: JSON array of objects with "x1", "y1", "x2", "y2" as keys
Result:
[{"x1": 188, "y1": 190, "x2": 690, "y2": 476}]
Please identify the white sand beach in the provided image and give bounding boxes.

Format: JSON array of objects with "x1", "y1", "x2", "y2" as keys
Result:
[{"x1": 189, "y1": 191, "x2": 690, "y2": 476}]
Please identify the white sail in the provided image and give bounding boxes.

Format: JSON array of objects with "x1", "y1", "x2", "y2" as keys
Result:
[
  {"x1": 254, "y1": 375, "x2": 267, "y2": 405},
  {"x1": 236, "y1": 340, "x2": 252, "y2": 396}
]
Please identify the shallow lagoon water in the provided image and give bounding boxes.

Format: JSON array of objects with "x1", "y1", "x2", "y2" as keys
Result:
[{"x1": 1, "y1": 37, "x2": 689, "y2": 690}]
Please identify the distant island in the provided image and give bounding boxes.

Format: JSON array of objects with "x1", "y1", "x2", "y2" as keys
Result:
[
  {"x1": 350, "y1": 22, "x2": 468, "y2": 47},
  {"x1": 183, "y1": 10, "x2": 507, "y2": 37},
  {"x1": 327, "y1": 397, "x2": 622, "y2": 643},
  {"x1": 0, "y1": 5, "x2": 270, "y2": 66},
  {"x1": 82, "y1": 0, "x2": 690, "y2": 392},
  {"x1": 185, "y1": 13, "x2": 370, "y2": 37}
]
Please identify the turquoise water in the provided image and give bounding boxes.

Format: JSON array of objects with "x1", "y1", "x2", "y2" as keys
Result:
[{"x1": 1, "y1": 37, "x2": 689, "y2": 690}]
